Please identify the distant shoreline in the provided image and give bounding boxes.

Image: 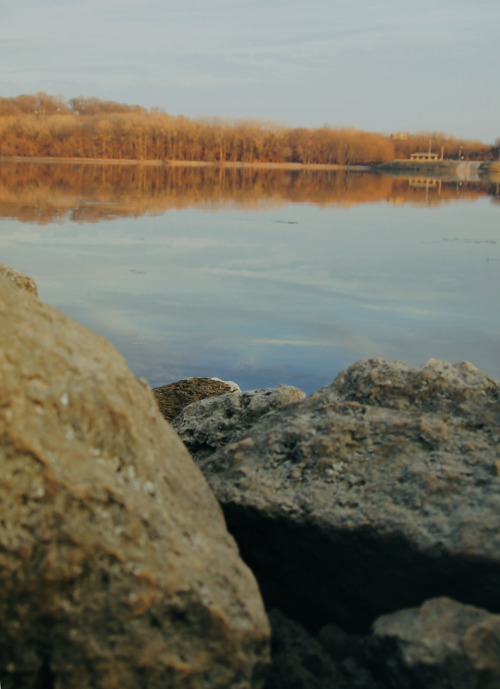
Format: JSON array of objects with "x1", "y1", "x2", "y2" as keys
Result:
[
  {"x1": 0, "y1": 156, "x2": 371, "y2": 171},
  {"x1": 376, "y1": 159, "x2": 500, "y2": 180},
  {"x1": 1, "y1": 156, "x2": 498, "y2": 179}
]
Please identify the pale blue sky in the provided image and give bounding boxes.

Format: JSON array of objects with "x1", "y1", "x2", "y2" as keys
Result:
[{"x1": 1, "y1": 0, "x2": 499, "y2": 142}]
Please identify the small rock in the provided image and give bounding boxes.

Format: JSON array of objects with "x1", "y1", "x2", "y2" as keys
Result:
[
  {"x1": 210, "y1": 376, "x2": 241, "y2": 392},
  {"x1": 153, "y1": 376, "x2": 239, "y2": 421},
  {"x1": 172, "y1": 385, "x2": 306, "y2": 461},
  {"x1": 370, "y1": 597, "x2": 500, "y2": 689}
]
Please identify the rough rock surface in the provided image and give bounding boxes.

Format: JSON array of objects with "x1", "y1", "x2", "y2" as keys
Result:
[
  {"x1": 263, "y1": 609, "x2": 346, "y2": 689},
  {"x1": 370, "y1": 597, "x2": 500, "y2": 688},
  {"x1": 153, "y1": 377, "x2": 240, "y2": 421},
  {"x1": 0, "y1": 275, "x2": 270, "y2": 689},
  {"x1": 195, "y1": 358, "x2": 500, "y2": 632},
  {"x1": 317, "y1": 623, "x2": 367, "y2": 666},
  {"x1": 0, "y1": 262, "x2": 38, "y2": 295},
  {"x1": 172, "y1": 385, "x2": 306, "y2": 461},
  {"x1": 264, "y1": 610, "x2": 383, "y2": 689}
]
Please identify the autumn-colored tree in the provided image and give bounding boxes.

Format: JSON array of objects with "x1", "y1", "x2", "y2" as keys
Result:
[{"x1": 0, "y1": 93, "x2": 495, "y2": 163}]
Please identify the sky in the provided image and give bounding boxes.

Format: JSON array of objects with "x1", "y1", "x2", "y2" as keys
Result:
[{"x1": 1, "y1": 0, "x2": 499, "y2": 142}]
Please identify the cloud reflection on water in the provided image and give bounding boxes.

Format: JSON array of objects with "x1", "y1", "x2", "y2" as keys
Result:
[{"x1": 0, "y1": 164, "x2": 499, "y2": 393}]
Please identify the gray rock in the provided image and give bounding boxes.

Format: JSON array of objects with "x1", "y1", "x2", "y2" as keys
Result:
[
  {"x1": 195, "y1": 358, "x2": 500, "y2": 632},
  {"x1": 172, "y1": 385, "x2": 306, "y2": 461},
  {"x1": 153, "y1": 376, "x2": 239, "y2": 421},
  {"x1": 0, "y1": 275, "x2": 270, "y2": 689},
  {"x1": 370, "y1": 597, "x2": 500, "y2": 689}
]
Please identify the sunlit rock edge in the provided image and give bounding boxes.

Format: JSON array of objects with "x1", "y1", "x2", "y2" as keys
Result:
[{"x1": 0, "y1": 267, "x2": 270, "y2": 689}]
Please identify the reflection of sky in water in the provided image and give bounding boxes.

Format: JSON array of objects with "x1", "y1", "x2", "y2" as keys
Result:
[{"x1": 1, "y1": 199, "x2": 499, "y2": 393}]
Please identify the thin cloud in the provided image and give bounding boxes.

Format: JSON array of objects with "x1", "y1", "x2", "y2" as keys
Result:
[{"x1": 0, "y1": 0, "x2": 498, "y2": 138}]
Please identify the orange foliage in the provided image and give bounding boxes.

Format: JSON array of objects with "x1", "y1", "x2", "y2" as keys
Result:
[
  {"x1": 0, "y1": 94, "x2": 495, "y2": 164},
  {"x1": 0, "y1": 94, "x2": 396, "y2": 164}
]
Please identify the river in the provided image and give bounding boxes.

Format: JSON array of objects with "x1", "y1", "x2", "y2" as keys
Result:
[{"x1": 0, "y1": 161, "x2": 499, "y2": 393}]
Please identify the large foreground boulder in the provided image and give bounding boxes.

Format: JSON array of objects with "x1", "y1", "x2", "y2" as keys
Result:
[
  {"x1": 194, "y1": 358, "x2": 500, "y2": 632},
  {"x1": 0, "y1": 274, "x2": 270, "y2": 689}
]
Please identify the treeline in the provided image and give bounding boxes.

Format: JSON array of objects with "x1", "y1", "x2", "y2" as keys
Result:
[
  {"x1": 389, "y1": 132, "x2": 493, "y2": 161},
  {"x1": 0, "y1": 92, "x2": 497, "y2": 164}
]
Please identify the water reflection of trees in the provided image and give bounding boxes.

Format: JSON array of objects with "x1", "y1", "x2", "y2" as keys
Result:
[{"x1": 0, "y1": 162, "x2": 497, "y2": 225}]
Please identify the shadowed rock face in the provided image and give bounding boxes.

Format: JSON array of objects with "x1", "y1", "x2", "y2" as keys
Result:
[
  {"x1": 193, "y1": 358, "x2": 500, "y2": 633},
  {"x1": 263, "y1": 609, "x2": 346, "y2": 689},
  {"x1": 370, "y1": 597, "x2": 500, "y2": 689},
  {"x1": 0, "y1": 275, "x2": 270, "y2": 689},
  {"x1": 264, "y1": 610, "x2": 382, "y2": 689}
]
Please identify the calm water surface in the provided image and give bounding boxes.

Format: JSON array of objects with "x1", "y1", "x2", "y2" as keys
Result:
[{"x1": 1, "y1": 162, "x2": 499, "y2": 393}]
